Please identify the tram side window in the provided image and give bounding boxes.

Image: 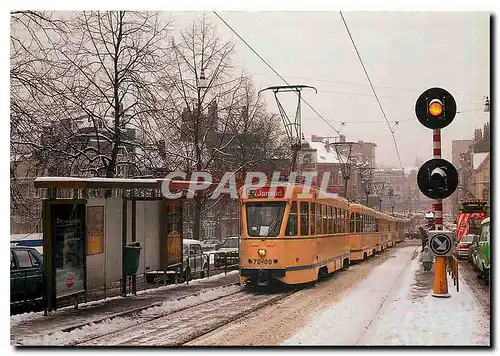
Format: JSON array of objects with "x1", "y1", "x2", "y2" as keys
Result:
[
  {"x1": 350, "y1": 213, "x2": 355, "y2": 233},
  {"x1": 311, "y1": 203, "x2": 315, "y2": 235},
  {"x1": 376, "y1": 218, "x2": 379, "y2": 232},
  {"x1": 316, "y1": 203, "x2": 322, "y2": 234},
  {"x1": 329, "y1": 206, "x2": 333, "y2": 234},
  {"x1": 285, "y1": 201, "x2": 298, "y2": 236},
  {"x1": 333, "y1": 207, "x2": 337, "y2": 233},
  {"x1": 325, "y1": 205, "x2": 329, "y2": 234},
  {"x1": 354, "y1": 213, "x2": 363, "y2": 232},
  {"x1": 300, "y1": 202, "x2": 309, "y2": 236},
  {"x1": 322, "y1": 205, "x2": 328, "y2": 234},
  {"x1": 341, "y1": 209, "x2": 345, "y2": 233}
]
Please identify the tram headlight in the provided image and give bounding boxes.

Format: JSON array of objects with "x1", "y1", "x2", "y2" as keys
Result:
[{"x1": 257, "y1": 249, "x2": 266, "y2": 257}]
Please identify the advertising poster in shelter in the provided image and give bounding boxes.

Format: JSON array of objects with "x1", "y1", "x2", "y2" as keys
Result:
[
  {"x1": 52, "y1": 203, "x2": 86, "y2": 299},
  {"x1": 87, "y1": 206, "x2": 104, "y2": 255},
  {"x1": 166, "y1": 203, "x2": 182, "y2": 266}
]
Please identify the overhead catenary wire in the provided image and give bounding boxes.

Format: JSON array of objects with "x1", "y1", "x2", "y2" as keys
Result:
[
  {"x1": 251, "y1": 72, "x2": 484, "y2": 105},
  {"x1": 339, "y1": 11, "x2": 405, "y2": 173},
  {"x1": 303, "y1": 117, "x2": 414, "y2": 125},
  {"x1": 213, "y1": 11, "x2": 343, "y2": 136}
]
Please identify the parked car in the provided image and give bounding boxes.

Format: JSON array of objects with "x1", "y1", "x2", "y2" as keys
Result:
[
  {"x1": 213, "y1": 236, "x2": 239, "y2": 269},
  {"x1": 473, "y1": 217, "x2": 490, "y2": 283},
  {"x1": 145, "y1": 239, "x2": 208, "y2": 283},
  {"x1": 215, "y1": 236, "x2": 239, "y2": 253},
  {"x1": 468, "y1": 234, "x2": 480, "y2": 263},
  {"x1": 11, "y1": 247, "x2": 44, "y2": 308},
  {"x1": 456, "y1": 234, "x2": 476, "y2": 260},
  {"x1": 200, "y1": 239, "x2": 222, "y2": 252},
  {"x1": 183, "y1": 239, "x2": 209, "y2": 279}
]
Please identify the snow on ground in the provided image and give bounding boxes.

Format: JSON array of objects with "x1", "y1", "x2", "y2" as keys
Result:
[
  {"x1": 10, "y1": 270, "x2": 238, "y2": 328},
  {"x1": 282, "y1": 246, "x2": 417, "y2": 345},
  {"x1": 283, "y1": 246, "x2": 490, "y2": 346},
  {"x1": 10, "y1": 312, "x2": 41, "y2": 328},
  {"x1": 16, "y1": 284, "x2": 242, "y2": 346},
  {"x1": 358, "y1": 258, "x2": 490, "y2": 346}
]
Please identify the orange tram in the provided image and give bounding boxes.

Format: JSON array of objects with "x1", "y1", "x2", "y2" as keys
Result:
[{"x1": 238, "y1": 184, "x2": 409, "y2": 286}]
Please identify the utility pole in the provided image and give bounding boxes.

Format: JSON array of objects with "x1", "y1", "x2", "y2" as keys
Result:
[{"x1": 330, "y1": 140, "x2": 360, "y2": 201}]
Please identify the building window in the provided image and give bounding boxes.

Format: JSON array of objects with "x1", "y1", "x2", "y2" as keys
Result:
[
  {"x1": 33, "y1": 202, "x2": 41, "y2": 218},
  {"x1": 482, "y1": 188, "x2": 489, "y2": 201},
  {"x1": 206, "y1": 226, "x2": 215, "y2": 239}
]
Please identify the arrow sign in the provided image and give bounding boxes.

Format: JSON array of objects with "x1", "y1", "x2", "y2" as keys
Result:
[{"x1": 430, "y1": 234, "x2": 452, "y2": 256}]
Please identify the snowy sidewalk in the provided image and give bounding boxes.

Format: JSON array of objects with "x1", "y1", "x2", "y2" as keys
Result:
[
  {"x1": 283, "y1": 246, "x2": 490, "y2": 346},
  {"x1": 11, "y1": 270, "x2": 238, "y2": 342}
]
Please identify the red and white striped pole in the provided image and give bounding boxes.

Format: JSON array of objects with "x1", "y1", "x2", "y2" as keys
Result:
[
  {"x1": 432, "y1": 129, "x2": 443, "y2": 231},
  {"x1": 432, "y1": 127, "x2": 449, "y2": 298}
]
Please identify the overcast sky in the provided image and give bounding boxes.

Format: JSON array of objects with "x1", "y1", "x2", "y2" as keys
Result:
[{"x1": 168, "y1": 11, "x2": 490, "y2": 168}]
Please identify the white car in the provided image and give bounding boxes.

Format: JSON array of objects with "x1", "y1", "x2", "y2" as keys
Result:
[
  {"x1": 200, "y1": 239, "x2": 222, "y2": 252},
  {"x1": 216, "y1": 236, "x2": 239, "y2": 253}
]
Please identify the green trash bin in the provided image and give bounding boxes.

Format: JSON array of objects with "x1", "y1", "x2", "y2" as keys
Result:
[{"x1": 123, "y1": 243, "x2": 142, "y2": 276}]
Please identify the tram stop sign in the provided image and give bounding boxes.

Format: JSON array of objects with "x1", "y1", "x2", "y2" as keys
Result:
[
  {"x1": 428, "y1": 230, "x2": 453, "y2": 256},
  {"x1": 415, "y1": 87, "x2": 457, "y2": 129},
  {"x1": 417, "y1": 158, "x2": 458, "y2": 199}
]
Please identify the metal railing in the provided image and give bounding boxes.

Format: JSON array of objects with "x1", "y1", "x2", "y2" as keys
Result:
[
  {"x1": 205, "y1": 251, "x2": 239, "y2": 277},
  {"x1": 446, "y1": 255, "x2": 459, "y2": 292},
  {"x1": 11, "y1": 252, "x2": 240, "y2": 315}
]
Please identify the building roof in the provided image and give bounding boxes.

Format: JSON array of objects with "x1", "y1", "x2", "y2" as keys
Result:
[
  {"x1": 403, "y1": 166, "x2": 418, "y2": 173},
  {"x1": 308, "y1": 141, "x2": 346, "y2": 164},
  {"x1": 473, "y1": 152, "x2": 489, "y2": 170}
]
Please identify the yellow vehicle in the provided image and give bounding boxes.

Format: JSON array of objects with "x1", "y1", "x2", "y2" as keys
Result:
[
  {"x1": 392, "y1": 213, "x2": 408, "y2": 243},
  {"x1": 239, "y1": 184, "x2": 350, "y2": 286},
  {"x1": 348, "y1": 204, "x2": 379, "y2": 261},
  {"x1": 385, "y1": 215, "x2": 397, "y2": 248},
  {"x1": 376, "y1": 211, "x2": 391, "y2": 251}
]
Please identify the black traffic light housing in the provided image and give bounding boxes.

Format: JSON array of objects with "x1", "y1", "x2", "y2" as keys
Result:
[
  {"x1": 415, "y1": 87, "x2": 457, "y2": 129},
  {"x1": 417, "y1": 158, "x2": 458, "y2": 199}
]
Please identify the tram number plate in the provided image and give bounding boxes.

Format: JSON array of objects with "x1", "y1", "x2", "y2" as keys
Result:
[{"x1": 253, "y1": 258, "x2": 273, "y2": 265}]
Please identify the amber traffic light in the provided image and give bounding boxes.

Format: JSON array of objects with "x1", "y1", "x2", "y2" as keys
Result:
[
  {"x1": 415, "y1": 87, "x2": 457, "y2": 129},
  {"x1": 428, "y1": 99, "x2": 443, "y2": 117}
]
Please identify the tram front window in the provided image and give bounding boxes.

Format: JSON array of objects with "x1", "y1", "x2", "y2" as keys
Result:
[{"x1": 246, "y1": 202, "x2": 286, "y2": 237}]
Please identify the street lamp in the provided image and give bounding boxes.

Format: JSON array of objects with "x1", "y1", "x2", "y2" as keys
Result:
[
  {"x1": 484, "y1": 96, "x2": 490, "y2": 112},
  {"x1": 198, "y1": 68, "x2": 208, "y2": 89}
]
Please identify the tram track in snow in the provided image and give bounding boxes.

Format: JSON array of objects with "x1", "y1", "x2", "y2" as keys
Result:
[
  {"x1": 74, "y1": 273, "x2": 340, "y2": 346},
  {"x1": 72, "y1": 286, "x2": 302, "y2": 346},
  {"x1": 15, "y1": 282, "x2": 241, "y2": 346}
]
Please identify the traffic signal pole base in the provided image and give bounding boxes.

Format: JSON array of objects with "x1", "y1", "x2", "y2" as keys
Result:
[
  {"x1": 432, "y1": 256, "x2": 450, "y2": 298},
  {"x1": 432, "y1": 292, "x2": 451, "y2": 298}
]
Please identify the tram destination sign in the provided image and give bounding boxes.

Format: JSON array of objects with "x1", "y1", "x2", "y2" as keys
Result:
[{"x1": 247, "y1": 187, "x2": 286, "y2": 199}]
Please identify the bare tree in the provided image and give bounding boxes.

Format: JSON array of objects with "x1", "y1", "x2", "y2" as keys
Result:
[
  {"x1": 52, "y1": 11, "x2": 174, "y2": 179},
  {"x1": 214, "y1": 77, "x2": 289, "y2": 182},
  {"x1": 12, "y1": 11, "x2": 174, "y2": 181},
  {"x1": 10, "y1": 11, "x2": 70, "y2": 230},
  {"x1": 154, "y1": 15, "x2": 249, "y2": 240}
]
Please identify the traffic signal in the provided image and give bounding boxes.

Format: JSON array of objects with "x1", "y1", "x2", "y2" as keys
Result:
[
  {"x1": 415, "y1": 87, "x2": 457, "y2": 129},
  {"x1": 417, "y1": 158, "x2": 458, "y2": 199}
]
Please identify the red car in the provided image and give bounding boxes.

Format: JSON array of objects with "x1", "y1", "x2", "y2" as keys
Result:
[{"x1": 456, "y1": 234, "x2": 476, "y2": 260}]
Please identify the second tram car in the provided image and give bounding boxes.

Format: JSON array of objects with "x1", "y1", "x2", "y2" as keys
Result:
[{"x1": 348, "y1": 204, "x2": 379, "y2": 261}]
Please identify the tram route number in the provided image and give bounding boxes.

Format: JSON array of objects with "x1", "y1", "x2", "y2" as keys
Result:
[{"x1": 253, "y1": 258, "x2": 273, "y2": 265}]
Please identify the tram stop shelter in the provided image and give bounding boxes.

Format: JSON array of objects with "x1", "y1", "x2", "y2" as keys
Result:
[{"x1": 33, "y1": 177, "x2": 206, "y2": 314}]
